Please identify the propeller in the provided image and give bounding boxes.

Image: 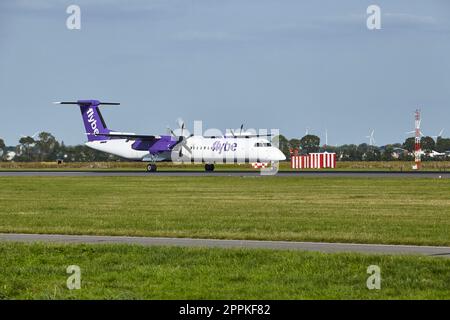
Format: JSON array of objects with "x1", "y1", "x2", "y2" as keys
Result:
[
  {"x1": 168, "y1": 118, "x2": 192, "y2": 157},
  {"x1": 167, "y1": 127, "x2": 177, "y2": 137},
  {"x1": 230, "y1": 124, "x2": 244, "y2": 137}
]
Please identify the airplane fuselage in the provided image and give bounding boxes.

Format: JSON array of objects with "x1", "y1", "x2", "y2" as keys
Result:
[{"x1": 86, "y1": 135, "x2": 286, "y2": 163}]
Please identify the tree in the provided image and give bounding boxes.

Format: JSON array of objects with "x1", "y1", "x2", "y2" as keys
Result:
[
  {"x1": 358, "y1": 143, "x2": 381, "y2": 161},
  {"x1": 299, "y1": 135, "x2": 320, "y2": 154},
  {"x1": 17, "y1": 136, "x2": 36, "y2": 161},
  {"x1": 321, "y1": 144, "x2": 337, "y2": 153},
  {"x1": 381, "y1": 145, "x2": 395, "y2": 161},
  {"x1": 288, "y1": 138, "x2": 301, "y2": 150},
  {"x1": 365, "y1": 147, "x2": 381, "y2": 161},
  {"x1": 335, "y1": 144, "x2": 359, "y2": 161},
  {"x1": 420, "y1": 136, "x2": 435, "y2": 152},
  {"x1": 36, "y1": 132, "x2": 59, "y2": 161},
  {"x1": 274, "y1": 134, "x2": 290, "y2": 158},
  {"x1": 402, "y1": 137, "x2": 415, "y2": 153},
  {"x1": 436, "y1": 138, "x2": 450, "y2": 153},
  {"x1": 0, "y1": 138, "x2": 5, "y2": 160},
  {"x1": 357, "y1": 143, "x2": 369, "y2": 156}
]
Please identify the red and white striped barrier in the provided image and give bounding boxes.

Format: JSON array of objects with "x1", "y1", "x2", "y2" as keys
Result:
[{"x1": 291, "y1": 153, "x2": 336, "y2": 169}]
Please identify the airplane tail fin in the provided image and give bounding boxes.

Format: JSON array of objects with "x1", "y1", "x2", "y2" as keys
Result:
[{"x1": 54, "y1": 100, "x2": 119, "y2": 141}]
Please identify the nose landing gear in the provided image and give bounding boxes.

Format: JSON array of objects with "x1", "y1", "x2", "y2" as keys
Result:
[
  {"x1": 205, "y1": 164, "x2": 215, "y2": 172},
  {"x1": 146, "y1": 164, "x2": 157, "y2": 172}
]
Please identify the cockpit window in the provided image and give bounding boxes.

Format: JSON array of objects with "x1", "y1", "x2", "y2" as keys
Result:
[{"x1": 255, "y1": 142, "x2": 272, "y2": 147}]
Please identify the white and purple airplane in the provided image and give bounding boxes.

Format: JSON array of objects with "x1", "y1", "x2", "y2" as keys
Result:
[{"x1": 55, "y1": 100, "x2": 285, "y2": 172}]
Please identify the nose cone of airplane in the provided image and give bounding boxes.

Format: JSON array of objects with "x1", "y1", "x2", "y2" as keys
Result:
[{"x1": 272, "y1": 147, "x2": 286, "y2": 161}]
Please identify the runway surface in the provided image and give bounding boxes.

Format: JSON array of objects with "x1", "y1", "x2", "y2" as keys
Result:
[
  {"x1": 1, "y1": 170, "x2": 450, "y2": 177},
  {"x1": 1, "y1": 233, "x2": 449, "y2": 257}
]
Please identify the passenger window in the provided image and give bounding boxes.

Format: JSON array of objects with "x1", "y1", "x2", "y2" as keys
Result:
[{"x1": 254, "y1": 142, "x2": 271, "y2": 147}]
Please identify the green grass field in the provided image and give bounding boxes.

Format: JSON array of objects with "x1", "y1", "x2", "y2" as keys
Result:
[
  {"x1": 0, "y1": 176, "x2": 449, "y2": 246},
  {"x1": 1, "y1": 242, "x2": 449, "y2": 299},
  {"x1": 1, "y1": 176, "x2": 449, "y2": 300}
]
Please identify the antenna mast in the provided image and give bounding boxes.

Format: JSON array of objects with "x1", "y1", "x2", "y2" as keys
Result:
[{"x1": 413, "y1": 109, "x2": 421, "y2": 170}]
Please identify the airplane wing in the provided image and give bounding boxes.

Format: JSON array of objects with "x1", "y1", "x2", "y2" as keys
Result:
[
  {"x1": 86, "y1": 132, "x2": 160, "y2": 141},
  {"x1": 204, "y1": 133, "x2": 274, "y2": 138}
]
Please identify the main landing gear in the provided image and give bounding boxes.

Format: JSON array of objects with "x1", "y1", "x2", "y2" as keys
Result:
[
  {"x1": 205, "y1": 164, "x2": 215, "y2": 172},
  {"x1": 146, "y1": 163, "x2": 157, "y2": 172}
]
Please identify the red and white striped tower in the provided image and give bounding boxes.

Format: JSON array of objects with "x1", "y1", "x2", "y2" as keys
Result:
[{"x1": 413, "y1": 109, "x2": 421, "y2": 170}]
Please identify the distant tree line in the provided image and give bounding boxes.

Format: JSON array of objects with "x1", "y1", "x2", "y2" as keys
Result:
[
  {"x1": 0, "y1": 132, "x2": 118, "y2": 162},
  {"x1": 1, "y1": 132, "x2": 450, "y2": 162},
  {"x1": 276, "y1": 134, "x2": 450, "y2": 161}
]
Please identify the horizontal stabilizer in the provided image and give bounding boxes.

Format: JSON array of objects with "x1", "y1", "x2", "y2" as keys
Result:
[{"x1": 53, "y1": 101, "x2": 120, "y2": 106}]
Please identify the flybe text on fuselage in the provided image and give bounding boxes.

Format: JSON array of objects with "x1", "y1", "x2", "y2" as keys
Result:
[
  {"x1": 86, "y1": 108, "x2": 100, "y2": 135},
  {"x1": 211, "y1": 141, "x2": 237, "y2": 154}
]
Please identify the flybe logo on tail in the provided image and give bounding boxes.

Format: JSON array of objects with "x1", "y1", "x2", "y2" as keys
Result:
[{"x1": 86, "y1": 108, "x2": 100, "y2": 135}]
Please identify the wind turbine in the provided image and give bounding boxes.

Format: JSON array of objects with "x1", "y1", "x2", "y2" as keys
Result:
[
  {"x1": 365, "y1": 129, "x2": 376, "y2": 146},
  {"x1": 305, "y1": 127, "x2": 314, "y2": 136},
  {"x1": 406, "y1": 112, "x2": 424, "y2": 138},
  {"x1": 405, "y1": 129, "x2": 424, "y2": 137},
  {"x1": 431, "y1": 128, "x2": 444, "y2": 142}
]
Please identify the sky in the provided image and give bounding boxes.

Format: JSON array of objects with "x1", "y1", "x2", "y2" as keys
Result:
[{"x1": 1, "y1": 0, "x2": 449, "y2": 146}]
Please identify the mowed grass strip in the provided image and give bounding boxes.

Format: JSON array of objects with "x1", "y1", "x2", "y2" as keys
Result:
[
  {"x1": 0, "y1": 176, "x2": 449, "y2": 245},
  {"x1": 0, "y1": 242, "x2": 449, "y2": 299},
  {"x1": 1, "y1": 161, "x2": 450, "y2": 171}
]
